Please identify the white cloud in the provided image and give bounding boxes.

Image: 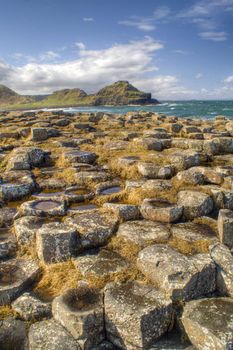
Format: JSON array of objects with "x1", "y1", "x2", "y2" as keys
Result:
[
  {"x1": 0, "y1": 37, "x2": 163, "y2": 95},
  {"x1": 199, "y1": 31, "x2": 227, "y2": 41},
  {"x1": 39, "y1": 51, "x2": 60, "y2": 61},
  {"x1": 75, "y1": 42, "x2": 86, "y2": 50},
  {"x1": 224, "y1": 76, "x2": 233, "y2": 83},
  {"x1": 118, "y1": 18, "x2": 155, "y2": 32},
  {"x1": 153, "y1": 6, "x2": 171, "y2": 20},
  {"x1": 83, "y1": 17, "x2": 94, "y2": 22}
]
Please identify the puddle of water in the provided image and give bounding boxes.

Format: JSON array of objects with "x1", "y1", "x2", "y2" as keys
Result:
[
  {"x1": 65, "y1": 188, "x2": 89, "y2": 196},
  {"x1": 33, "y1": 200, "x2": 60, "y2": 211},
  {"x1": 101, "y1": 186, "x2": 122, "y2": 195}
]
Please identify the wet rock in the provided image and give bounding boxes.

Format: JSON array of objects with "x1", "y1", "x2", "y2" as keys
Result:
[
  {"x1": 12, "y1": 292, "x2": 52, "y2": 321},
  {"x1": 65, "y1": 210, "x2": 118, "y2": 250},
  {"x1": 20, "y1": 199, "x2": 67, "y2": 217},
  {"x1": 137, "y1": 163, "x2": 174, "y2": 179},
  {"x1": 103, "y1": 203, "x2": 141, "y2": 221},
  {"x1": 28, "y1": 319, "x2": 80, "y2": 350},
  {"x1": 0, "y1": 317, "x2": 27, "y2": 350},
  {"x1": 95, "y1": 182, "x2": 123, "y2": 196},
  {"x1": 36, "y1": 222, "x2": 79, "y2": 263},
  {"x1": 141, "y1": 198, "x2": 183, "y2": 223},
  {"x1": 104, "y1": 281, "x2": 173, "y2": 350},
  {"x1": 0, "y1": 258, "x2": 40, "y2": 305},
  {"x1": 210, "y1": 242, "x2": 233, "y2": 297},
  {"x1": 14, "y1": 215, "x2": 44, "y2": 245},
  {"x1": 182, "y1": 297, "x2": 233, "y2": 350},
  {"x1": 170, "y1": 222, "x2": 217, "y2": 254},
  {"x1": 74, "y1": 249, "x2": 129, "y2": 279},
  {"x1": 52, "y1": 285, "x2": 104, "y2": 349},
  {"x1": 137, "y1": 245, "x2": 216, "y2": 301},
  {"x1": 218, "y1": 209, "x2": 233, "y2": 248},
  {"x1": 177, "y1": 191, "x2": 213, "y2": 220},
  {"x1": 116, "y1": 220, "x2": 170, "y2": 247}
]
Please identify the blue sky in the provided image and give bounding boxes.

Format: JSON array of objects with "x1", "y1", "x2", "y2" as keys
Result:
[{"x1": 0, "y1": 0, "x2": 233, "y2": 99}]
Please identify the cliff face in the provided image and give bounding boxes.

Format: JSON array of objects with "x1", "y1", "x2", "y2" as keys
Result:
[
  {"x1": 0, "y1": 81, "x2": 159, "y2": 109},
  {"x1": 0, "y1": 85, "x2": 34, "y2": 106}
]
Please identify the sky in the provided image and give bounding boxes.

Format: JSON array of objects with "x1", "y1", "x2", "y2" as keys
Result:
[{"x1": 0, "y1": 0, "x2": 233, "y2": 100}]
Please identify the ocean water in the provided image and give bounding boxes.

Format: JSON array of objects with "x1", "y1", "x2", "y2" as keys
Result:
[{"x1": 62, "y1": 100, "x2": 233, "y2": 119}]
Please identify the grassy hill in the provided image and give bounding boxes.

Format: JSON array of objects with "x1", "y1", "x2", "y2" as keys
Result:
[{"x1": 0, "y1": 81, "x2": 159, "y2": 110}]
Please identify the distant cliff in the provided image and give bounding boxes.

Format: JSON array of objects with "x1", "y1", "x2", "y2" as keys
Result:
[{"x1": 0, "y1": 81, "x2": 159, "y2": 109}]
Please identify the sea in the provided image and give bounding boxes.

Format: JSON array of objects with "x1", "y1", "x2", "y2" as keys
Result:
[{"x1": 59, "y1": 100, "x2": 233, "y2": 119}]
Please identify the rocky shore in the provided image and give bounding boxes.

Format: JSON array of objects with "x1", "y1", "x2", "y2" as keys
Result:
[{"x1": 0, "y1": 109, "x2": 233, "y2": 349}]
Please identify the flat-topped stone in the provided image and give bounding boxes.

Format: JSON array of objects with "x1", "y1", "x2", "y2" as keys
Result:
[
  {"x1": 0, "y1": 258, "x2": 40, "y2": 305},
  {"x1": 20, "y1": 199, "x2": 67, "y2": 217},
  {"x1": 182, "y1": 297, "x2": 233, "y2": 350},
  {"x1": 116, "y1": 220, "x2": 170, "y2": 248},
  {"x1": 29, "y1": 319, "x2": 80, "y2": 350},
  {"x1": 137, "y1": 244, "x2": 216, "y2": 301},
  {"x1": 177, "y1": 191, "x2": 213, "y2": 219},
  {"x1": 65, "y1": 210, "x2": 118, "y2": 250},
  {"x1": 141, "y1": 198, "x2": 183, "y2": 223},
  {"x1": 104, "y1": 281, "x2": 173, "y2": 350}
]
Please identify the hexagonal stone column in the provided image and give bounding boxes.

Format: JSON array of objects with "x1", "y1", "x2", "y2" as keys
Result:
[
  {"x1": 36, "y1": 222, "x2": 79, "y2": 263},
  {"x1": 65, "y1": 210, "x2": 118, "y2": 250},
  {"x1": 137, "y1": 245, "x2": 216, "y2": 301},
  {"x1": 182, "y1": 297, "x2": 233, "y2": 350},
  {"x1": 177, "y1": 191, "x2": 213, "y2": 220},
  {"x1": 29, "y1": 319, "x2": 80, "y2": 350},
  {"x1": 0, "y1": 258, "x2": 40, "y2": 305},
  {"x1": 218, "y1": 209, "x2": 233, "y2": 248},
  {"x1": 52, "y1": 284, "x2": 104, "y2": 349},
  {"x1": 104, "y1": 281, "x2": 173, "y2": 350}
]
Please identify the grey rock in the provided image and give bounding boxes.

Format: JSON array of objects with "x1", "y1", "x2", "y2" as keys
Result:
[
  {"x1": 137, "y1": 245, "x2": 216, "y2": 301},
  {"x1": 0, "y1": 258, "x2": 40, "y2": 305},
  {"x1": 218, "y1": 209, "x2": 233, "y2": 248},
  {"x1": 141, "y1": 198, "x2": 183, "y2": 223},
  {"x1": 36, "y1": 222, "x2": 79, "y2": 263},
  {"x1": 104, "y1": 281, "x2": 173, "y2": 350},
  {"x1": 177, "y1": 191, "x2": 213, "y2": 220},
  {"x1": 103, "y1": 203, "x2": 141, "y2": 221},
  {"x1": 182, "y1": 297, "x2": 233, "y2": 350},
  {"x1": 14, "y1": 216, "x2": 44, "y2": 246},
  {"x1": 12, "y1": 292, "x2": 52, "y2": 321},
  {"x1": 0, "y1": 317, "x2": 27, "y2": 350},
  {"x1": 29, "y1": 319, "x2": 80, "y2": 350},
  {"x1": 52, "y1": 285, "x2": 104, "y2": 349}
]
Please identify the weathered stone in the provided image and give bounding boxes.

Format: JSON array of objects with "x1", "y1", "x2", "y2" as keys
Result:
[
  {"x1": 74, "y1": 249, "x2": 129, "y2": 279},
  {"x1": 218, "y1": 209, "x2": 233, "y2": 248},
  {"x1": 30, "y1": 127, "x2": 48, "y2": 141},
  {"x1": 103, "y1": 203, "x2": 141, "y2": 221},
  {"x1": 0, "y1": 317, "x2": 27, "y2": 350},
  {"x1": 137, "y1": 245, "x2": 216, "y2": 301},
  {"x1": 177, "y1": 191, "x2": 213, "y2": 220},
  {"x1": 65, "y1": 210, "x2": 118, "y2": 250},
  {"x1": 210, "y1": 242, "x2": 233, "y2": 297},
  {"x1": 0, "y1": 171, "x2": 35, "y2": 201},
  {"x1": 28, "y1": 319, "x2": 80, "y2": 350},
  {"x1": 141, "y1": 198, "x2": 183, "y2": 223},
  {"x1": 7, "y1": 147, "x2": 49, "y2": 171},
  {"x1": 104, "y1": 281, "x2": 173, "y2": 350},
  {"x1": 12, "y1": 292, "x2": 52, "y2": 321},
  {"x1": 14, "y1": 215, "x2": 44, "y2": 245},
  {"x1": 0, "y1": 229, "x2": 16, "y2": 259},
  {"x1": 0, "y1": 207, "x2": 18, "y2": 227},
  {"x1": 62, "y1": 150, "x2": 97, "y2": 165},
  {"x1": 169, "y1": 151, "x2": 201, "y2": 171},
  {"x1": 116, "y1": 220, "x2": 170, "y2": 247},
  {"x1": 170, "y1": 222, "x2": 217, "y2": 254},
  {"x1": 133, "y1": 137, "x2": 163, "y2": 151},
  {"x1": 0, "y1": 258, "x2": 40, "y2": 305},
  {"x1": 36, "y1": 222, "x2": 79, "y2": 263},
  {"x1": 52, "y1": 285, "x2": 104, "y2": 349},
  {"x1": 20, "y1": 199, "x2": 67, "y2": 217},
  {"x1": 182, "y1": 297, "x2": 233, "y2": 350},
  {"x1": 150, "y1": 331, "x2": 195, "y2": 349},
  {"x1": 142, "y1": 179, "x2": 172, "y2": 192},
  {"x1": 137, "y1": 163, "x2": 174, "y2": 179}
]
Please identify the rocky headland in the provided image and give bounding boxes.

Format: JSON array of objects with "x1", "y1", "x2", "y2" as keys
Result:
[
  {"x1": 0, "y1": 81, "x2": 159, "y2": 110},
  {"x1": 0, "y1": 109, "x2": 233, "y2": 349}
]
